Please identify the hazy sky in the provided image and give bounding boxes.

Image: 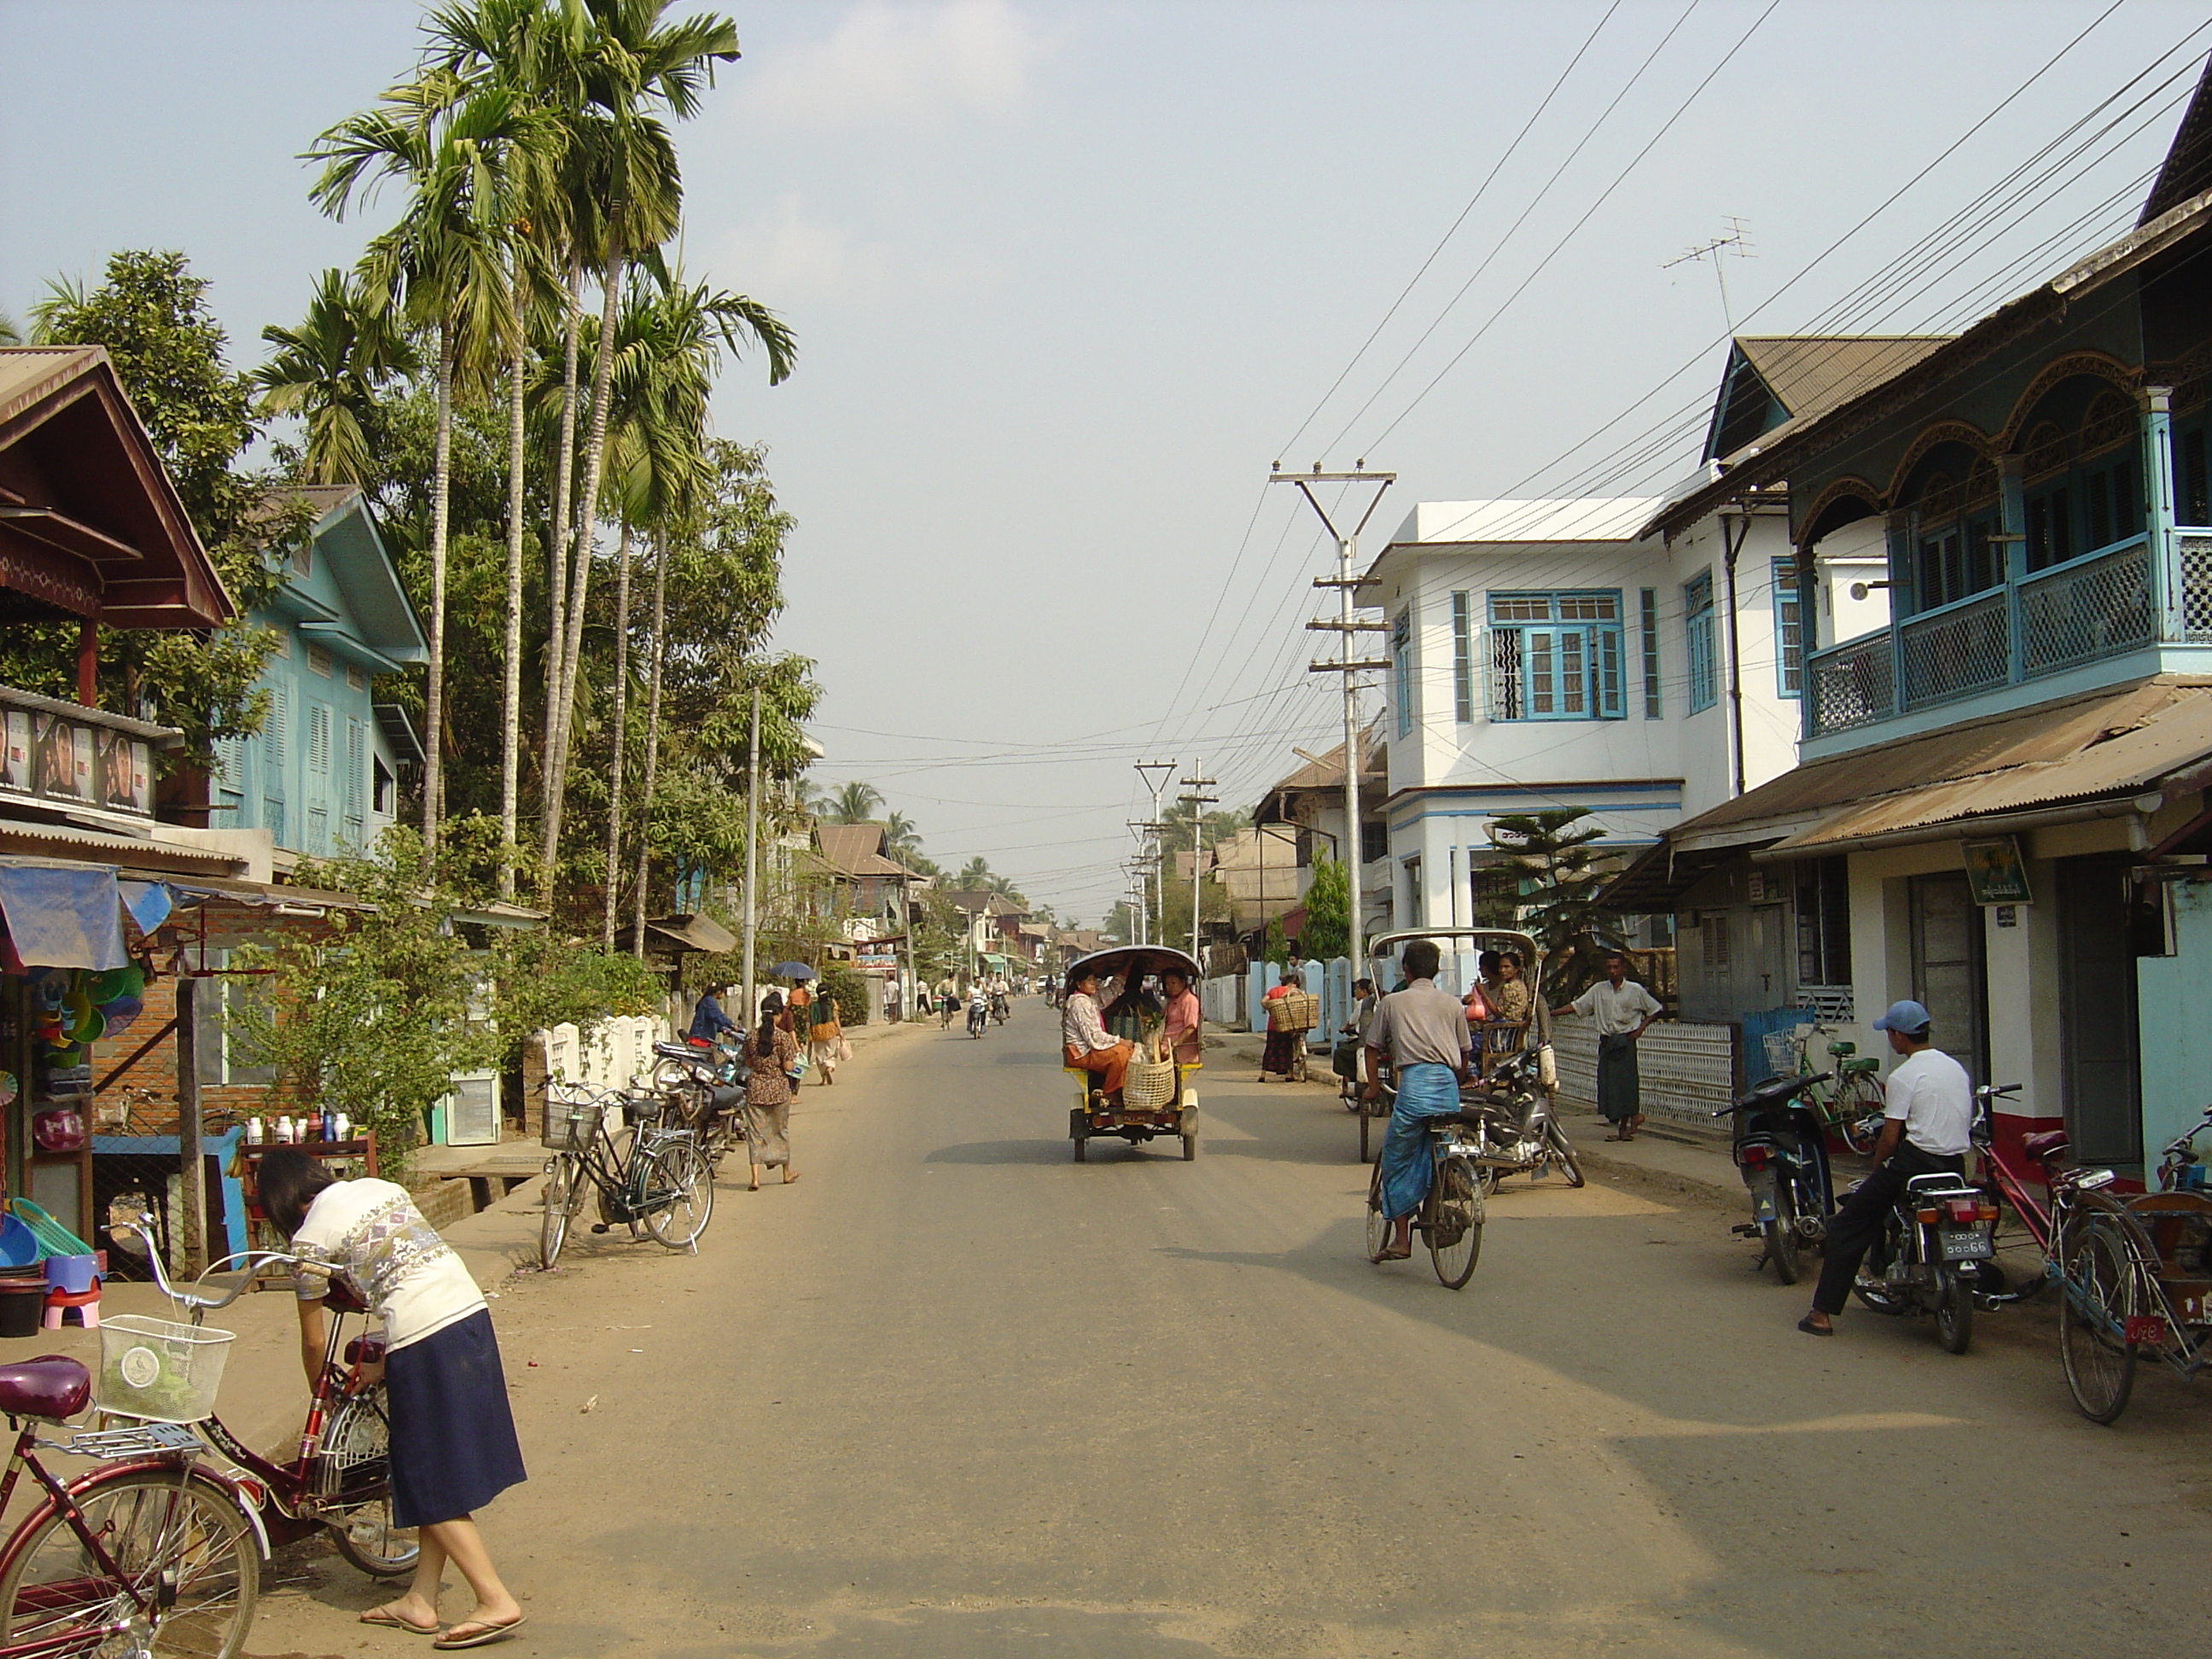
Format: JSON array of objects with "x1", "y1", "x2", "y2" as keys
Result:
[{"x1": 3, "y1": 0, "x2": 2203, "y2": 923}]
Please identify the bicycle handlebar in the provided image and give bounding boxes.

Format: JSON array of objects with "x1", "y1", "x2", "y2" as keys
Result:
[{"x1": 115, "y1": 1221, "x2": 307, "y2": 1314}]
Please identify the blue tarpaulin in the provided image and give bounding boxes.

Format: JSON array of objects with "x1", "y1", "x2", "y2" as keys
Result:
[
  {"x1": 118, "y1": 880, "x2": 173, "y2": 935},
  {"x1": 0, "y1": 862, "x2": 127, "y2": 970}
]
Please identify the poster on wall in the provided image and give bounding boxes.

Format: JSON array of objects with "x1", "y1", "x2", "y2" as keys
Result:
[{"x1": 1962, "y1": 835, "x2": 2034, "y2": 905}]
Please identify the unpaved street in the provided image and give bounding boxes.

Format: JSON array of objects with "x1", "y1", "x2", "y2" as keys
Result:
[{"x1": 249, "y1": 1005, "x2": 2212, "y2": 1657}]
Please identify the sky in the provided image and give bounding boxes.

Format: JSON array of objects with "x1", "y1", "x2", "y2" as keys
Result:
[{"x1": 3, "y1": 0, "x2": 2207, "y2": 924}]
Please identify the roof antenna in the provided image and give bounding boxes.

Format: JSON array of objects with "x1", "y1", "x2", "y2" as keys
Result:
[{"x1": 1664, "y1": 217, "x2": 1755, "y2": 336}]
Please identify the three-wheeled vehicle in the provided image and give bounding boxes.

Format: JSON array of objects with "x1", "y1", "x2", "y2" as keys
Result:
[
  {"x1": 1062, "y1": 945, "x2": 1202, "y2": 1162},
  {"x1": 1353, "y1": 928, "x2": 1556, "y2": 1166}
]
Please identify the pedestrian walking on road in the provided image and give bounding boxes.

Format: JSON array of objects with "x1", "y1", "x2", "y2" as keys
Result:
[
  {"x1": 259, "y1": 1149, "x2": 527, "y2": 1650},
  {"x1": 743, "y1": 990, "x2": 802, "y2": 1190},
  {"x1": 1798, "y1": 1000, "x2": 1973, "y2": 1337},
  {"x1": 808, "y1": 991, "x2": 844, "y2": 1086},
  {"x1": 1551, "y1": 952, "x2": 1661, "y2": 1141},
  {"x1": 1260, "y1": 969, "x2": 1313, "y2": 1082},
  {"x1": 1363, "y1": 939, "x2": 1473, "y2": 1261}
]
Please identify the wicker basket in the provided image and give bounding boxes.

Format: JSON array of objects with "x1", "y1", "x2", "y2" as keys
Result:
[
  {"x1": 1267, "y1": 991, "x2": 1319, "y2": 1033},
  {"x1": 1122, "y1": 1060, "x2": 1179, "y2": 1110}
]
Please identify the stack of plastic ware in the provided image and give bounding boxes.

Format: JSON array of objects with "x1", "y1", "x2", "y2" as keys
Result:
[
  {"x1": 41, "y1": 1252, "x2": 102, "y2": 1330},
  {"x1": 0, "y1": 1217, "x2": 46, "y2": 1338}
]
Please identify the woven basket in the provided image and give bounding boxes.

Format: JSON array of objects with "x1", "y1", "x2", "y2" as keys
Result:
[
  {"x1": 1122, "y1": 1060, "x2": 1179, "y2": 1110},
  {"x1": 1267, "y1": 992, "x2": 1319, "y2": 1033}
]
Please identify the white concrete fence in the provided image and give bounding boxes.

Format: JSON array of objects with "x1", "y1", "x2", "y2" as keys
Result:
[{"x1": 1549, "y1": 1016, "x2": 1735, "y2": 1126}]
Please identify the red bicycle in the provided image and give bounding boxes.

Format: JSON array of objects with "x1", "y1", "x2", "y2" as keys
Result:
[{"x1": 120, "y1": 1230, "x2": 417, "y2": 1580}]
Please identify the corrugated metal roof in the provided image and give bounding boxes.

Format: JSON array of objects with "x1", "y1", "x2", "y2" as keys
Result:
[
  {"x1": 0, "y1": 815, "x2": 242, "y2": 872},
  {"x1": 1735, "y1": 336, "x2": 1954, "y2": 425},
  {"x1": 1654, "y1": 677, "x2": 2212, "y2": 861}
]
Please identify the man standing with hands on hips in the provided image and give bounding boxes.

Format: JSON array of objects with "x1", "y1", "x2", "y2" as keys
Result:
[
  {"x1": 1798, "y1": 999, "x2": 1973, "y2": 1336},
  {"x1": 1551, "y1": 951, "x2": 1662, "y2": 1142}
]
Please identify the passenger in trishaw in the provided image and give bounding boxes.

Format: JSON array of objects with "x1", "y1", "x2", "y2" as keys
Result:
[
  {"x1": 1062, "y1": 964, "x2": 1133, "y2": 1108},
  {"x1": 1159, "y1": 968, "x2": 1201, "y2": 1068}
]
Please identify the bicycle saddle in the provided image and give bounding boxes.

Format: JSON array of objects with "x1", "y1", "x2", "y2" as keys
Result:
[
  {"x1": 0, "y1": 1357, "x2": 90, "y2": 1421},
  {"x1": 2023, "y1": 1130, "x2": 2071, "y2": 1163}
]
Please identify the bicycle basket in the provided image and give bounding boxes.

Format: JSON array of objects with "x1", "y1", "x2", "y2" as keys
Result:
[
  {"x1": 540, "y1": 1085, "x2": 598, "y2": 1150},
  {"x1": 96, "y1": 1314, "x2": 233, "y2": 1423},
  {"x1": 1761, "y1": 1030, "x2": 1798, "y2": 1079},
  {"x1": 1122, "y1": 1060, "x2": 1179, "y2": 1110}
]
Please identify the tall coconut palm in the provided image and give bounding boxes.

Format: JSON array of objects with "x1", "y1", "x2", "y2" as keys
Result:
[
  {"x1": 310, "y1": 74, "x2": 534, "y2": 852},
  {"x1": 827, "y1": 781, "x2": 884, "y2": 824},
  {"x1": 253, "y1": 267, "x2": 420, "y2": 486}
]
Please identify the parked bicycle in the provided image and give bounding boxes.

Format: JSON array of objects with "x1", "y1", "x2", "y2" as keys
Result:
[
  {"x1": 117, "y1": 1224, "x2": 418, "y2": 1581},
  {"x1": 540, "y1": 1083, "x2": 714, "y2": 1269},
  {"x1": 1759, "y1": 1021, "x2": 1888, "y2": 1156},
  {"x1": 1362, "y1": 1086, "x2": 1487, "y2": 1289}
]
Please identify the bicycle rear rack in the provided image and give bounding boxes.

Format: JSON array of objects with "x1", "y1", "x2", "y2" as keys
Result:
[{"x1": 48, "y1": 1421, "x2": 203, "y2": 1458}]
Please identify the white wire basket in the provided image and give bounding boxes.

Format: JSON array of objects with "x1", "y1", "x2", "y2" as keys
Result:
[{"x1": 95, "y1": 1314, "x2": 234, "y2": 1423}]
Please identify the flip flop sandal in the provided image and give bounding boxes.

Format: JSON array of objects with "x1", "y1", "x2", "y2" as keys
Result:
[
  {"x1": 433, "y1": 1616, "x2": 527, "y2": 1650},
  {"x1": 360, "y1": 1609, "x2": 440, "y2": 1636},
  {"x1": 1604, "y1": 1132, "x2": 1630, "y2": 1142},
  {"x1": 1796, "y1": 1315, "x2": 1834, "y2": 1337}
]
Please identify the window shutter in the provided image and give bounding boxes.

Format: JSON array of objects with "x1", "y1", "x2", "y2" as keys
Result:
[
  {"x1": 1451, "y1": 592, "x2": 1474, "y2": 723},
  {"x1": 265, "y1": 685, "x2": 286, "y2": 766},
  {"x1": 1598, "y1": 626, "x2": 1623, "y2": 718}
]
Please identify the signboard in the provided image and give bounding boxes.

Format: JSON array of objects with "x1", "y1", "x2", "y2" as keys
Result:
[{"x1": 1962, "y1": 836, "x2": 2033, "y2": 905}]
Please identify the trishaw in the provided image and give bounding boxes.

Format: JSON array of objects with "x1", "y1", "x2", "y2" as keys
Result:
[
  {"x1": 1352, "y1": 928, "x2": 1554, "y2": 1163},
  {"x1": 1062, "y1": 945, "x2": 1202, "y2": 1162}
]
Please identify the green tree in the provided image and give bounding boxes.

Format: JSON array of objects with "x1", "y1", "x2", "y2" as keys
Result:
[
  {"x1": 19, "y1": 251, "x2": 289, "y2": 767},
  {"x1": 826, "y1": 781, "x2": 883, "y2": 824},
  {"x1": 1302, "y1": 852, "x2": 1349, "y2": 959},
  {"x1": 1487, "y1": 808, "x2": 1627, "y2": 998},
  {"x1": 253, "y1": 266, "x2": 420, "y2": 486}
]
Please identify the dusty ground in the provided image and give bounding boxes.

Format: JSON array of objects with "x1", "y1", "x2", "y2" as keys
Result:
[{"x1": 227, "y1": 1000, "x2": 2212, "y2": 1657}]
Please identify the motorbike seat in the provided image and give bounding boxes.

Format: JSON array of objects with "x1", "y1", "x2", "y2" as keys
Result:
[
  {"x1": 653, "y1": 1041, "x2": 713, "y2": 1066},
  {"x1": 1727, "y1": 1072, "x2": 1832, "y2": 1112},
  {"x1": 2023, "y1": 1130, "x2": 2071, "y2": 1163},
  {"x1": 0, "y1": 1357, "x2": 90, "y2": 1421},
  {"x1": 707, "y1": 1084, "x2": 743, "y2": 1115}
]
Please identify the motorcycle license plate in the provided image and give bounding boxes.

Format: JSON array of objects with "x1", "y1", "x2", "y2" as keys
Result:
[
  {"x1": 1747, "y1": 1174, "x2": 1778, "y2": 1224},
  {"x1": 1939, "y1": 1226, "x2": 1992, "y2": 1262},
  {"x1": 2125, "y1": 1314, "x2": 2168, "y2": 1347}
]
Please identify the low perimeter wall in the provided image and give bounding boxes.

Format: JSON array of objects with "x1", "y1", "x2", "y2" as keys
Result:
[{"x1": 1550, "y1": 1016, "x2": 1736, "y2": 1126}]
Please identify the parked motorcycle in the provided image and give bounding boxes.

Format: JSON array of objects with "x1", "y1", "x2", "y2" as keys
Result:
[
  {"x1": 1714, "y1": 1071, "x2": 1838, "y2": 1285},
  {"x1": 1847, "y1": 1167, "x2": 1996, "y2": 1353},
  {"x1": 1461, "y1": 1046, "x2": 1582, "y2": 1191}
]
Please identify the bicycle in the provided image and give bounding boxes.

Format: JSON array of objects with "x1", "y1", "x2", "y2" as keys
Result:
[
  {"x1": 646, "y1": 1040, "x2": 746, "y2": 1173},
  {"x1": 1363, "y1": 1093, "x2": 1487, "y2": 1289},
  {"x1": 1761, "y1": 1021, "x2": 1887, "y2": 1155},
  {"x1": 119, "y1": 1226, "x2": 417, "y2": 1582},
  {"x1": 539, "y1": 1083, "x2": 713, "y2": 1270}
]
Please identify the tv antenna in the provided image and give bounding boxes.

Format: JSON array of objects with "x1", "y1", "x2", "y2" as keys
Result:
[{"x1": 1664, "y1": 217, "x2": 1755, "y2": 335}]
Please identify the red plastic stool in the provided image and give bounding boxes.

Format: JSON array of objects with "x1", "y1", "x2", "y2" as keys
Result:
[{"x1": 41, "y1": 1284, "x2": 99, "y2": 1330}]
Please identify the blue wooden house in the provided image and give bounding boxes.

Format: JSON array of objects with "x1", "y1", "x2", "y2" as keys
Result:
[{"x1": 213, "y1": 486, "x2": 424, "y2": 859}]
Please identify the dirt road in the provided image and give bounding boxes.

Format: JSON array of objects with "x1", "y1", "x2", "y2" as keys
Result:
[{"x1": 245, "y1": 1000, "x2": 2212, "y2": 1656}]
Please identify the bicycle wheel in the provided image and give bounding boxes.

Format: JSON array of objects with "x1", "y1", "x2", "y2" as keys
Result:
[
  {"x1": 0, "y1": 1467, "x2": 259, "y2": 1658},
  {"x1": 1365, "y1": 1160, "x2": 1388, "y2": 1261},
  {"x1": 1837, "y1": 1074, "x2": 1886, "y2": 1155},
  {"x1": 540, "y1": 1153, "x2": 577, "y2": 1270},
  {"x1": 2058, "y1": 1208, "x2": 2141, "y2": 1424},
  {"x1": 1428, "y1": 1156, "x2": 1484, "y2": 1289},
  {"x1": 317, "y1": 1390, "x2": 419, "y2": 1580},
  {"x1": 1543, "y1": 1121, "x2": 1585, "y2": 1189},
  {"x1": 643, "y1": 1141, "x2": 713, "y2": 1249}
]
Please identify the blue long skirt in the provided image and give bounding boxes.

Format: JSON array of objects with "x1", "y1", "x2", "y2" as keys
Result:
[
  {"x1": 385, "y1": 1309, "x2": 527, "y2": 1528},
  {"x1": 1379, "y1": 1062, "x2": 1462, "y2": 1220}
]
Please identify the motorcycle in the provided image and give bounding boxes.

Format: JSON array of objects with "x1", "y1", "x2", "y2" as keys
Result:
[
  {"x1": 1846, "y1": 1167, "x2": 1995, "y2": 1353},
  {"x1": 1714, "y1": 1071, "x2": 1838, "y2": 1285},
  {"x1": 1460, "y1": 1047, "x2": 1581, "y2": 1191},
  {"x1": 991, "y1": 990, "x2": 1010, "y2": 1026},
  {"x1": 966, "y1": 998, "x2": 988, "y2": 1038}
]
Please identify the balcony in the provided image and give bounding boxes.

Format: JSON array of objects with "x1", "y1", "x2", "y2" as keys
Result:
[
  {"x1": 0, "y1": 684, "x2": 179, "y2": 823},
  {"x1": 1807, "y1": 530, "x2": 2212, "y2": 741}
]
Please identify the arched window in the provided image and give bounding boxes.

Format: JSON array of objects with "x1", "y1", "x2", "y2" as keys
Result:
[
  {"x1": 1903, "y1": 448, "x2": 2003, "y2": 610},
  {"x1": 2077, "y1": 392, "x2": 2139, "y2": 554},
  {"x1": 2017, "y1": 387, "x2": 2144, "y2": 570}
]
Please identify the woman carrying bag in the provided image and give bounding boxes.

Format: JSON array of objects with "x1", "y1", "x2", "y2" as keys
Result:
[{"x1": 808, "y1": 990, "x2": 844, "y2": 1086}]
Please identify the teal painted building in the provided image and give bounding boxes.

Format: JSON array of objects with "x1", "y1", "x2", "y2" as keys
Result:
[{"x1": 213, "y1": 486, "x2": 425, "y2": 858}]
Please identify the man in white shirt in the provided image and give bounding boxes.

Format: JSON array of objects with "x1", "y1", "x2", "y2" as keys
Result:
[
  {"x1": 1551, "y1": 952, "x2": 1662, "y2": 1141},
  {"x1": 1800, "y1": 999, "x2": 1973, "y2": 1336}
]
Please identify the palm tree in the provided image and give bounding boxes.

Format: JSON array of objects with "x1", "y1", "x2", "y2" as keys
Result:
[
  {"x1": 883, "y1": 810, "x2": 922, "y2": 858},
  {"x1": 957, "y1": 856, "x2": 992, "y2": 889},
  {"x1": 310, "y1": 73, "x2": 534, "y2": 852},
  {"x1": 539, "y1": 2, "x2": 748, "y2": 894},
  {"x1": 253, "y1": 268, "x2": 419, "y2": 486},
  {"x1": 827, "y1": 781, "x2": 884, "y2": 824}
]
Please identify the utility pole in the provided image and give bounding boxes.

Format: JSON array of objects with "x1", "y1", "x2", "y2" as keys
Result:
[
  {"x1": 1179, "y1": 758, "x2": 1216, "y2": 968},
  {"x1": 741, "y1": 683, "x2": 760, "y2": 1029},
  {"x1": 1273, "y1": 463, "x2": 1394, "y2": 980},
  {"x1": 1135, "y1": 759, "x2": 1174, "y2": 948}
]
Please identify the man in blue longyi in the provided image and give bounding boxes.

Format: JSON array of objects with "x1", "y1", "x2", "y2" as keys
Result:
[{"x1": 1362, "y1": 939, "x2": 1473, "y2": 1261}]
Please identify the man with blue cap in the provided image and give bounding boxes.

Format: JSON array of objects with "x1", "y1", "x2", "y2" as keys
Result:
[{"x1": 1799, "y1": 998, "x2": 1974, "y2": 1336}]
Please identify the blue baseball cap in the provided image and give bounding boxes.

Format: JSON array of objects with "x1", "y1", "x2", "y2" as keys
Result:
[{"x1": 1871, "y1": 998, "x2": 1932, "y2": 1033}]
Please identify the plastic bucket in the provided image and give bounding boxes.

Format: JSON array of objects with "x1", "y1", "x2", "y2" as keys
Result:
[
  {"x1": 43, "y1": 1254, "x2": 97, "y2": 1295},
  {"x1": 0, "y1": 1281, "x2": 44, "y2": 1340},
  {"x1": 0, "y1": 1217, "x2": 37, "y2": 1270}
]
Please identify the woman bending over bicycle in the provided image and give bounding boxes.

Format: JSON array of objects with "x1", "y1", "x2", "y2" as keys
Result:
[{"x1": 259, "y1": 1149, "x2": 528, "y2": 1650}]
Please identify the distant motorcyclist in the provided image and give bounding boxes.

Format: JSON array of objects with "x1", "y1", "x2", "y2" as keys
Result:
[{"x1": 966, "y1": 983, "x2": 990, "y2": 1038}]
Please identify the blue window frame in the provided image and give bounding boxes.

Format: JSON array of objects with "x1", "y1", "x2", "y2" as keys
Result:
[
  {"x1": 1772, "y1": 557, "x2": 1802, "y2": 699},
  {"x1": 1684, "y1": 571, "x2": 1716, "y2": 714},
  {"x1": 1485, "y1": 591, "x2": 1623, "y2": 721},
  {"x1": 1392, "y1": 609, "x2": 1412, "y2": 738},
  {"x1": 1450, "y1": 592, "x2": 1475, "y2": 724}
]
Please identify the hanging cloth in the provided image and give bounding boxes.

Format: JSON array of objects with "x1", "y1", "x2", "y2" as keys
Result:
[{"x1": 0, "y1": 861, "x2": 126, "y2": 969}]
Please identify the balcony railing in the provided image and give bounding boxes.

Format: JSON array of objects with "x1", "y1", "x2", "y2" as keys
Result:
[
  {"x1": 0, "y1": 684, "x2": 178, "y2": 822},
  {"x1": 1806, "y1": 532, "x2": 2206, "y2": 739}
]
